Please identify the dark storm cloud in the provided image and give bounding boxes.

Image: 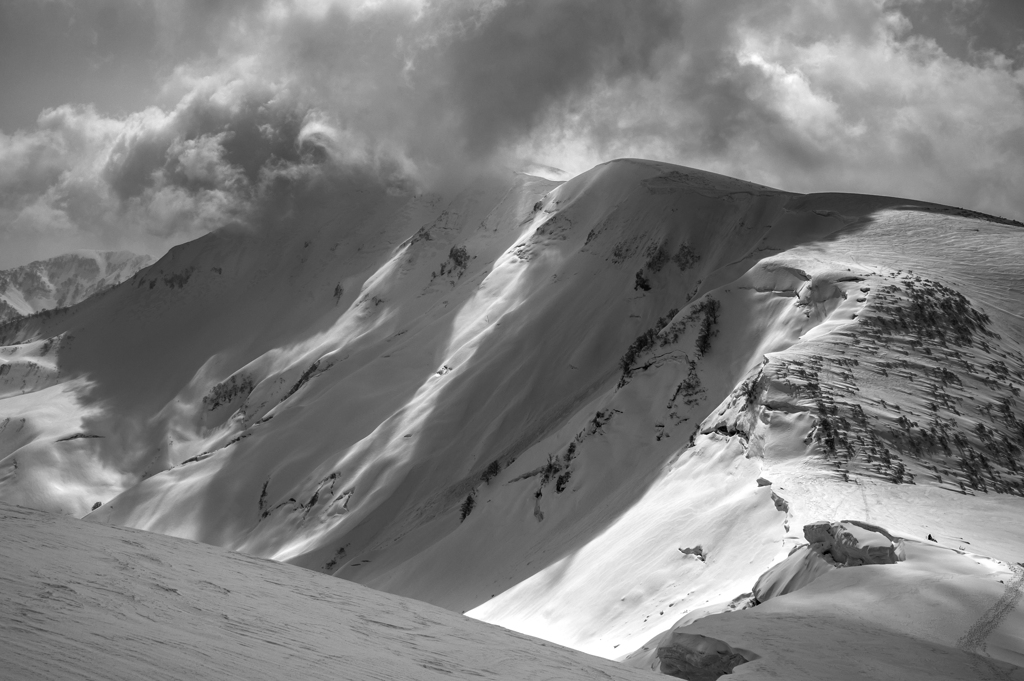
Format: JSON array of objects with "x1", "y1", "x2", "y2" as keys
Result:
[
  {"x1": 889, "y1": 0, "x2": 1024, "y2": 66},
  {"x1": 0, "y1": 0, "x2": 1023, "y2": 267},
  {"x1": 102, "y1": 87, "x2": 309, "y2": 202},
  {"x1": 515, "y1": 0, "x2": 1024, "y2": 221},
  {"x1": 444, "y1": 0, "x2": 685, "y2": 156}
]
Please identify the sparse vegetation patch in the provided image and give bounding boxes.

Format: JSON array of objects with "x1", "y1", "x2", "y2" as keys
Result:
[
  {"x1": 619, "y1": 308, "x2": 680, "y2": 385},
  {"x1": 282, "y1": 361, "x2": 321, "y2": 401},
  {"x1": 645, "y1": 243, "x2": 671, "y2": 273},
  {"x1": 764, "y1": 274, "x2": 1024, "y2": 495},
  {"x1": 162, "y1": 266, "x2": 196, "y2": 289},
  {"x1": 694, "y1": 298, "x2": 720, "y2": 357},
  {"x1": 481, "y1": 460, "x2": 502, "y2": 484},
  {"x1": 673, "y1": 243, "x2": 700, "y2": 271},
  {"x1": 204, "y1": 374, "x2": 255, "y2": 411},
  {"x1": 460, "y1": 494, "x2": 475, "y2": 521},
  {"x1": 433, "y1": 245, "x2": 471, "y2": 282}
]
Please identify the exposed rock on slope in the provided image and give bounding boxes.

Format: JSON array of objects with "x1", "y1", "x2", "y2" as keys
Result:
[{"x1": 0, "y1": 251, "x2": 152, "y2": 322}]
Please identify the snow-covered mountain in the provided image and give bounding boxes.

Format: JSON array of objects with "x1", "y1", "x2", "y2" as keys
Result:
[
  {"x1": 0, "y1": 251, "x2": 152, "y2": 322},
  {"x1": 1, "y1": 159, "x2": 1023, "y2": 678}
]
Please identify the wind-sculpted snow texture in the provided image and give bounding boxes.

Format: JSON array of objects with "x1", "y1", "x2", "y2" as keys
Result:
[
  {"x1": 2, "y1": 159, "x2": 1024, "y2": 675},
  {"x1": 0, "y1": 502, "x2": 657, "y2": 681},
  {"x1": 0, "y1": 251, "x2": 152, "y2": 323}
]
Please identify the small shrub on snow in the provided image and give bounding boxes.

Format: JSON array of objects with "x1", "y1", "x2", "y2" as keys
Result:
[
  {"x1": 481, "y1": 460, "x2": 501, "y2": 484},
  {"x1": 645, "y1": 243, "x2": 671, "y2": 273},
  {"x1": 459, "y1": 494, "x2": 475, "y2": 521},
  {"x1": 618, "y1": 308, "x2": 680, "y2": 385},
  {"x1": 673, "y1": 244, "x2": 700, "y2": 271},
  {"x1": 204, "y1": 374, "x2": 255, "y2": 411},
  {"x1": 449, "y1": 246, "x2": 470, "y2": 270},
  {"x1": 695, "y1": 298, "x2": 720, "y2": 358}
]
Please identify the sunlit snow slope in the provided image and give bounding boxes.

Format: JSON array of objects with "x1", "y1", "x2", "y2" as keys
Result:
[
  {"x1": 0, "y1": 250, "x2": 152, "y2": 322},
  {"x1": 0, "y1": 502, "x2": 656, "y2": 681},
  {"x1": 2, "y1": 159, "x2": 1024, "y2": 669}
]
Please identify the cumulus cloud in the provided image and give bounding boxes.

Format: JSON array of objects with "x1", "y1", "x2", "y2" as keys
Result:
[
  {"x1": 443, "y1": 0, "x2": 685, "y2": 155},
  {"x1": 0, "y1": 89, "x2": 304, "y2": 266},
  {"x1": 0, "y1": 64, "x2": 415, "y2": 266},
  {"x1": 516, "y1": 0, "x2": 1024, "y2": 219},
  {"x1": 0, "y1": 0, "x2": 1022, "y2": 267}
]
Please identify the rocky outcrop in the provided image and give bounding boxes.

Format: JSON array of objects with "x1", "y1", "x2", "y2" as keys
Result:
[
  {"x1": 657, "y1": 632, "x2": 758, "y2": 680},
  {"x1": 804, "y1": 520, "x2": 906, "y2": 567}
]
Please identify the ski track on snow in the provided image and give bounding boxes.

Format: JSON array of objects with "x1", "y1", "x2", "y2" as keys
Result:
[{"x1": 958, "y1": 563, "x2": 1024, "y2": 655}]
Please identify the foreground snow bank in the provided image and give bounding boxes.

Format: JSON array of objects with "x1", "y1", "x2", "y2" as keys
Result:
[{"x1": 0, "y1": 502, "x2": 657, "y2": 681}]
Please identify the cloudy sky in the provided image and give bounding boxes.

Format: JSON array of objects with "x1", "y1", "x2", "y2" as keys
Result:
[{"x1": 0, "y1": 0, "x2": 1022, "y2": 268}]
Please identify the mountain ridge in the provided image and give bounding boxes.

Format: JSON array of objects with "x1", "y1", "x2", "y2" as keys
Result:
[{"x1": 1, "y1": 158, "x2": 1023, "y2": 675}]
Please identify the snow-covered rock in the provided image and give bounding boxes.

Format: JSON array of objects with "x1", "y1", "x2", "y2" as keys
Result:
[
  {"x1": 751, "y1": 520, "x2": 905, "y2": 604},
  {"x1": 656, "y1": 632, "x2": 758, "y2": 680},
  {"x1": 803, "y1": 519, "x2": 906, "y2": 567}
]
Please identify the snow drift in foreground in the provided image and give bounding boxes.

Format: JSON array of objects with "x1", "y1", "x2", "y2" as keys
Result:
[
  {"x1": 0, "y1": 251, "x2": 152, "y2": 323},
  {"x1": 1, "y1": 158, "x2": 1024, "y2": 675},
  {"x1": 0, "y1": 502, "x2": 656, "y2": 681}
]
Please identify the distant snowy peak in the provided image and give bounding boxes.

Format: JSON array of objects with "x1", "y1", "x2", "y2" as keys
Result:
[{"x1": 0, "y1": 251, "x2": 152, "y2": 322}]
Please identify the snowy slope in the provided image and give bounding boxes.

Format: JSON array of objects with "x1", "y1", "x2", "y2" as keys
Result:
[
  {"x1": 0, "y1": 502, "x2": 657, "y2": 681},
  {"x1": 1, "y1": 158, "x2": 1023, "y2": 675},
  {"x1": 466, "y1": 202, "x2": 1024, "y2": 659},
  {"x1": 0, "y1": 251, "x2": 152, "y2": 322}
]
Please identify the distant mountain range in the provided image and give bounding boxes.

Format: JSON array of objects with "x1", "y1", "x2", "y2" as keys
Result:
[{"x1": 0, "y1": 251, "x2": 152, "y2": 323}]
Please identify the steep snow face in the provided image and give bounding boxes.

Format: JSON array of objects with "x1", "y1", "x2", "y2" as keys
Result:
[
  {"x1": 2, "y1": 159, "x2": 1024, "y2": 669},
  {"x1": 0, "y1": 251, "x2": 152, "y2": 322},
  {"x1": 0, "y1": 502, "x2": 658, "y2": 681}
]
